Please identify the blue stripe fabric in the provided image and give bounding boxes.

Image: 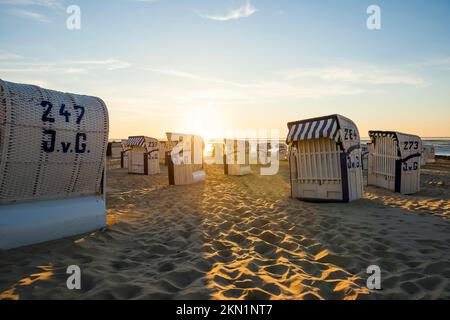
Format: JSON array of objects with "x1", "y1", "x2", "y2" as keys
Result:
[
  {"x1": 288, "y1": 126, "x2": 297, "y2": 141},
  {"x1": 311, "y1": 120, "x2": 321, "y2": 139},
  {"x1": 303, "y1": 122, "x2": 312, "y2": 140},
  {"x1": 292, "y1": 124, "x2": 301, "y2": 141},
  {"x1": 128, "y1": 137, "x2": 145, "y2": 147},
  {"x1": 295, "y1": 123, "x2": 305, "y2": 141},
  {"x1": 286, "y1": 117, "x2": 340, "y2": 143},
  {"x1": 331, "y1": 120, "x2": 340, "y2": 141},
  {"x1": 320, "y1": 119, "x2": 332, "y2": 139},
  {"x1": 326, "y1": 119, "x2": 335, "y2": 138}
]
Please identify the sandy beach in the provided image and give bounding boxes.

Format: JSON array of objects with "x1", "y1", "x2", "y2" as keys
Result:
[{"x1": 0, "y1": 159, "x2": 449, "y2": 300}]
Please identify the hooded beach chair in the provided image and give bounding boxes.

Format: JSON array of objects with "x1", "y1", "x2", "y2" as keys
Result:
[
  {"x1": 0, "y1": 79, "x2": 108, "y2": 249},
  {"x1": 286, "y1": 114, "x2": 363, "y2": 202}
]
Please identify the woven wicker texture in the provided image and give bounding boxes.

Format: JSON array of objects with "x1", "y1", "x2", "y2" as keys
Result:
[{"x1": 0, "y1": 79, "x2": 109, "y2": 204}]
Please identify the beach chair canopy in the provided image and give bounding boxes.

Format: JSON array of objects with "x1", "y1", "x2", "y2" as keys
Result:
[
  {"x1": 0, "y1": 79, "x2": 109, "y2": 204},
  {"x1": 369, "y1": 131, "x2": 422, "y2": 160},
  {"x1": 287, "y1": 114, "x2": 360, "y2": 152},
  {"x1": 127, "y1": 136, "x2": 158, "y2": 153}
]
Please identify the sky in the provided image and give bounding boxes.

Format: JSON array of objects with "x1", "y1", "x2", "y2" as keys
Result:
[{"x1": 0, "y1": 0, "x2": 449, "y2": 139}]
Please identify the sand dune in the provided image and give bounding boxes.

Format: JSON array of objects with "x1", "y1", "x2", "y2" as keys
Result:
[{"x1": 0, "y1": 160, "x2": 449, "y2": 300}]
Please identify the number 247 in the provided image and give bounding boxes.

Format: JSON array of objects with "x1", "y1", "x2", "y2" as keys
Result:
[{"x1": 41, "y1": 101, "x2": 85, "y2": 124}]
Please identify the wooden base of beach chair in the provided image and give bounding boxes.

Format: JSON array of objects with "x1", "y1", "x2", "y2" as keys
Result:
[
  {"x1": 291, "y1": 181, "x2": 344, "y2": 202},
  {"x1": 168, "y1": 162, "x2": 205, "y2": 185},
  {"x1": 128, "y1": 152, "x2": 160, "y2": 175},
  {"x1": 0, "y1": 196, "x2": 106, "y2": 250}
]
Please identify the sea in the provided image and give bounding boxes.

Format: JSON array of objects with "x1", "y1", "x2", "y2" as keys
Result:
[
  {"x1": 361, "y1": 138, "x2": 450, "y2": 157},
  {"x1": 226, "y1": 138, "x2": 450, "y2": 157},
  {"x1": 115, "y1": 137, "x2": 450, "y2": 157}
]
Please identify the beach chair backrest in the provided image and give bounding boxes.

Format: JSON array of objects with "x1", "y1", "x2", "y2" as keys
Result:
[{"x1": 0, "y1": 79, "x2": 109, "y2": 204}]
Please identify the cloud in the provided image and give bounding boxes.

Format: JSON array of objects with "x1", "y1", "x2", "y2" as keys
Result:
[
  {"x1": 1, "y1": 0, "x2": 65, "y2": 23},
  {"x1": 143, "y1": 61, "x2": 430, "y2": 104},
  {"x1": 144, "y1": 66, "x2": 368, "y2": 101},
  {"x1": 9, "y1": 8, "x2": 50, "y2": 22},
  {"x1": 0, "y1": 58, "x2": 131, "y2": 74},
  {"x1": 65, "y1": 59, "x2": 132, "y2": 71},
  {"x1": 0, "y1": 50, "x2": 22, "y2": 60},
  {"x1": 144, "y1": 67, "x2": 257, "y2": 88},
  {"x1": 0, "y1": 0, "x2": 64, "y2": 9},
  {"x1": 417, "y1": 58, "x2": 450, "y2": 71},
  {"x1": 199, "y1": 1, "x2": 257, "y2": 21},
  {"x1": 284, "y1": 64, "x2": 426, "y2": 87}
]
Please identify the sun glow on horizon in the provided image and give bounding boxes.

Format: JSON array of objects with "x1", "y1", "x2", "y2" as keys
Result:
[{"x1": 181, "y1": 107, "x2": 225, "y2": 143}]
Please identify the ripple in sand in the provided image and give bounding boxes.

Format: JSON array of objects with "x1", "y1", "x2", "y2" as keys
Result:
[{"x1": 201, "y1": 189, "x2": 369, "y2": 300}]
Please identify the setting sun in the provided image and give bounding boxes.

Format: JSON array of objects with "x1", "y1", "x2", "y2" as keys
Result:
[
  {"x1": 1, "y1": 0, "x2": 449, "y2": 305},
  {"x1": 181, "y1": 107, "x2": 225, "y2": 142}
]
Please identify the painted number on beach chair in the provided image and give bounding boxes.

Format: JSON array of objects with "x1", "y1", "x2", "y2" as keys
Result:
[
  {"x1": 42, "y1": 130, "x2": 88, "y2": 154},
  {"x1": 347, "y1": 154, "x2": 361, "y2": 169},
  {"x1": 344, "y1": 128, "x2": 358, "y2": 141},
  {"x1": 75, "y1": 133, "x2": 87, "y2": 153},
  {"x1": 74, "y1": 105, "x2": 85, "y2": 124},
  {"x1": 403, "y1": 161, "x2": 419, "y2": 172},
  {"x1": 40, "y1": 101, "x2": 86, "y2": 125},
  {"x1": 42, "y1": 129, "x2": 56, "y2": 153},
  {"x1": 39, "y1": 101, "x2": 89, "y2": 154},
  {"x1": 59, "y1": 104, "x2": 71, "y2": 123},
  {"x1": 403, "y1": 141, "x2": 419, "y2": 150},
  {"x1": 41, "y1": 101, "x2": 56, "y2": 123}
]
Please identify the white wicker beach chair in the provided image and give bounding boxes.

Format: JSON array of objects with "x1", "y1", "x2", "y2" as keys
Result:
[
  {"x1": 0, "y1": 79, "x2": 109, "y2": 249},
  {"x1": 166, "y1": 133, "x2": 205, "y2": 185},
  {"x1": 287, "y1": 114, "x2": 363, "y2": 202},
  {"x1": 368, "y1": 131, "x2": 422, "y2": 194},
  {"x1": 126, "y1": 136, "x2": 160, "y2": 175}
]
